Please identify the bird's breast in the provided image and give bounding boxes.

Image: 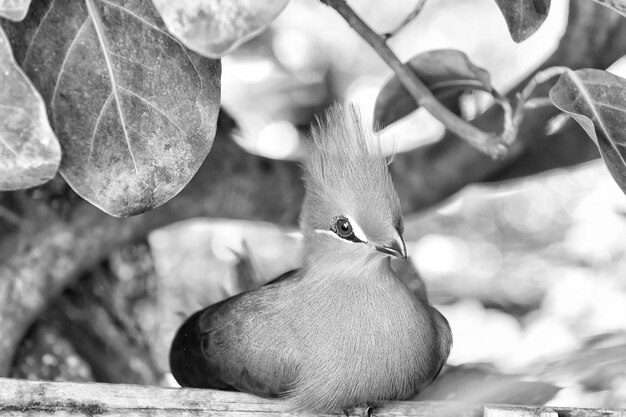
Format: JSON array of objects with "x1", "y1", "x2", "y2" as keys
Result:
[{"x1": 282, "y1": 273, "x2": 442, "y2": 411}]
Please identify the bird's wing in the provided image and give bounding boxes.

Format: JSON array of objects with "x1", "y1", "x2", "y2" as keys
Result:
[
  {"x1": 263, "y1": 268, "x2": 299, "y2": 286},
  {"x1": 426, "y1": 306, "x2": 453, "y2": 386},
  {"x1": 170, "y1": 269, "x2": 302, "y2": 396},
  {"x1": 169, "y1": 296, "x2": 241, "y2": 390}
]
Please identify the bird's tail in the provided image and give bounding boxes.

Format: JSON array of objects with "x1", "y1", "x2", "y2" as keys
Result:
[{"x1": 169, "y1": 310, "x2": 230, "y2": 389}]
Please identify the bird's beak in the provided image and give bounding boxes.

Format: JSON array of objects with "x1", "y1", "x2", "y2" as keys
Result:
[{"x1": 375, "y1": 235, "x2": 407, "y2": 259}]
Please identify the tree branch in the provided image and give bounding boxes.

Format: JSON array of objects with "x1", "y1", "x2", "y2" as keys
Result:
[
  {"x1": 0, "y1": 378, "x2": 623, "y2": 417},
  {"x1": 320, "y1": 0, "x2": 511, "y2": 158},
  {"x1": 392, "y1": 0, "x2": 625, "y2": 211}
]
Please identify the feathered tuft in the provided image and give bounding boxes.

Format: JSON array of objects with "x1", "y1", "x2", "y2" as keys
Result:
[
  {"x1": 300, "y1": 103, "x2": 402, "y2": 237},
  {"x1": 303, "y1": 104, "x2": 388, "y2": 191},
  {"x1": 169, "y1": 106, "x2": 452, "y2": 416}
]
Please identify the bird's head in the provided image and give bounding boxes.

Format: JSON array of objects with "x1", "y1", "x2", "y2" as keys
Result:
[{"x1": 300, "y1": 104, "x2": 406, "y2": 267}]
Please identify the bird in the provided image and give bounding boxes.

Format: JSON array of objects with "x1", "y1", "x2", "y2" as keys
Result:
[{"x1": 169, "y1": 103, "x2": 452, "y2": 414}]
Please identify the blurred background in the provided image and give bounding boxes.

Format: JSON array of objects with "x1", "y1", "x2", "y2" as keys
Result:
[{"x1": 11, "y1": 0, "x2": 626, "y2": 410}]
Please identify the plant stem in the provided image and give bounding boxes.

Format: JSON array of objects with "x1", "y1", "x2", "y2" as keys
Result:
[
  {"x1": 383, "y1": 0, "x2": 427, "y2": 39},
  {"x1": 0, "y1": 205, "x2": 22, "y2": 227},
  {"x1": 321, "y1": 0, "x2": 509, "y2": 158},
  {"x1": 524, "y1": 97, "x2": 555, "y2": 109},
  {"x1": 514, "y1": 66, "x2": 570, "y2": 125}
]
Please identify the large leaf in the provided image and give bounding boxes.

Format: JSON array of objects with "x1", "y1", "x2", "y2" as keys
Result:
[
  {"x1": 494, "y1": 0, "x2": 551, "y2": 42},
  {"x1": 0, "y1": 25, "x2": 60, "y2": 190},
  {"x1": 151, "y1": 0, "x2": 289, "y2": 58},
  {"x1": 2, "y1": 0, "x2": 221, "y2": 217},
  {"x1": 0, "y1": 0, "x2": 31, "y2": 21},
  {"x1": 374, "y1": 49, "x2": 493, "y2": 131},
  {"x1": 592, "y1": 0, "x2": 626, "y2": 17},
  {"x1": 549, "y1": 69, "x2": 626, "y2": 196}
]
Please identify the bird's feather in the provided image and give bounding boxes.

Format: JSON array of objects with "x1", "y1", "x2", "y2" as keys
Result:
[
  {"x1": 169, "y1": 103, "x2": 452, "y2": 413},
  {"x1": 300, "y1": 104, "x2": 403, "y2": 241}
]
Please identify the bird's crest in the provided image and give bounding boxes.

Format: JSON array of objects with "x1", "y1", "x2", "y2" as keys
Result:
[
  {"x1": 300, "y1": 103, "x2": 402, "y2": 237},
  {"x1": 303, "y1": 104, "x2": 387, "y2": 188}
]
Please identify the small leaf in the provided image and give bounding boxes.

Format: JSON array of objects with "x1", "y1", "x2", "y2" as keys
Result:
[
  {"x1": 232, "y1": 240, "x2": 264, "y2": 293},
  {"x1": 416, "y1": 363, "x2": 560, "y2": 405},
  {"x1": 530, "y1": 333, "x2": 626, "y2": 390},
  {"x1": 592, "y1": 0, "x2": 626, "y2": 17},
  {"x1": 2, "y1": 0, "x2": 221, "y2": 217},
  {"x1": 151, "y1": 0, "x2": 289, "y2": 58},
  {"x1": 374, "y1": 49, "x2": 493, "y2": 130},
  {"x1": 549, "y1": 69, "x2": 626, "y2": 196},
  {"x1": 494, "y1": 0, "x2": 551, "y2": 42},
  {"x1": 0, "y1": 0, "x2": 31, "y2": 22},
  {"x1": 0, "y1": 26, "x2": 60, "y2": 190}
]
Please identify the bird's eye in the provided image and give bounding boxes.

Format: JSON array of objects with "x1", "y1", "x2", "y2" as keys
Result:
[
  {"x1": 330, "y1": 215, "x2": 363, "y2": 243},
  {"x1": 336, "y1": 217, "x2": 353, "y2": 237}
]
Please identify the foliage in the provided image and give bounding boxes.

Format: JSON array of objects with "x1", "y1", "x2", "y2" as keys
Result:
[
  {"x1": 0, "y1": 0, "x2": 31, "y2": 22},
  {"x1": 374, "y1": 49, "x2": 494, "y2": 130},
  {"x1": 1, "y1": 0, "x2": 626, "y2": 216},
  {"x1": 152, "y1": 0, "x2": 289, "y2": 57},
  {"x1": 493, "y1": 0, "x2": 551, "y2": 43},
  {"x1": 1, "y1": 0, "x2": 220, "y2": 216},
  {"x1": 2, "y1": 0, "x2": 626, "y2": 409},
  {"x1": 550, "y1": 69, "x2": 626, "y2": 196},
  {"x1": 0, "y1": 26, "x2": 59, "y2": 190}
]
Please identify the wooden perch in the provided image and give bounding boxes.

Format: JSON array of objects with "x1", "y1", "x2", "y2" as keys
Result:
[{"x1": 0, "y1": 378, "x2": 625, "y2": 417}]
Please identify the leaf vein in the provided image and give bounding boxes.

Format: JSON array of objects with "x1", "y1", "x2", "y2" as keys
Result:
[
  {"x1": 127, "y1": 125, "x2": 163, "y2": 193},
  {"x1": 89, "y1": 92, "x2": 113, "y2": 159},
  {"x1": 574, "y1": 79, "x2": 624, "y2": 88},
  {"x1": 52, "y1": 19, "x2": 89, "y2": 111},
  {"x1": 0, "y1": 105, "x2": 28, "y2": 157},
  {"x1": 23, "y1": 0, "x2": 56, "y2": 69},
  {"x1": 110, "y1": 51, "x2": 155, "y2": 71},
  {"x1": 596, "y1": 101, "x2": 626, "y2": 114},
  {"x1": 117, "y1": 86, "x2": 185, "y2": 135},
  {"x1": 99, "y1": 0, "x2": 169, "y2": 37},
  {"x1": 567, "y1": 71, "x2": 626, "y2": 168},
  {"x1": 181, "y1": 47, "x2": 203, "y2": 91},
  {"x1": 98, "y1": 0, "x2": 202, "y2": 88},
  {"x1": 0, "y1": 132, "x2": 19, "y2": 158},
  {"x1": 0, "y1": 103, "x2": 26, "y2": 114},
  {"x1": 86, "y1": 0, "x2": 144, "y2": 184}
]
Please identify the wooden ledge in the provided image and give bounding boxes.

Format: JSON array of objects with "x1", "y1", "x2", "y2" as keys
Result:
[{"x1": 0, "y1": 378, "x2": 624, "y2": 417}]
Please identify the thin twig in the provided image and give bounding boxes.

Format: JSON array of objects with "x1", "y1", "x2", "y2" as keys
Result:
[
  {"x1": 514, "y1": 66, "x2": 570, "y2": 125},
  {"x1": 492, "y1": 89, "x2": 515, "y2": 145},
  {"x1": 321, "y1": 0, "x2": 510, "y2": 158},
  {"x1": 524, "y1": 97, "x2": 555, "y2": 109},
  {"x1": 383, "y1": 0, "x2": 427, "y2": 39},
  {"x1": 0, "y1": 205, "x2": 23, "y2": 227}
]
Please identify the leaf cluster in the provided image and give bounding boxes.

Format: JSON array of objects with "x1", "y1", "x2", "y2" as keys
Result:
[{"x1": 1, "y1": 0, "x2": 626, "y2": 217}]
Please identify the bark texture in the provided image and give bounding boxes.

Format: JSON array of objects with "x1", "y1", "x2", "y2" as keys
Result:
[{"x1": 0, "y1": 378, "x2": 624, "y2": 417}]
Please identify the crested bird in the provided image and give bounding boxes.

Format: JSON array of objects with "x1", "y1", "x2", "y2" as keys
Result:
[{"x1": 169, "y1": 104, "x2": 452, "y2": 413}]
